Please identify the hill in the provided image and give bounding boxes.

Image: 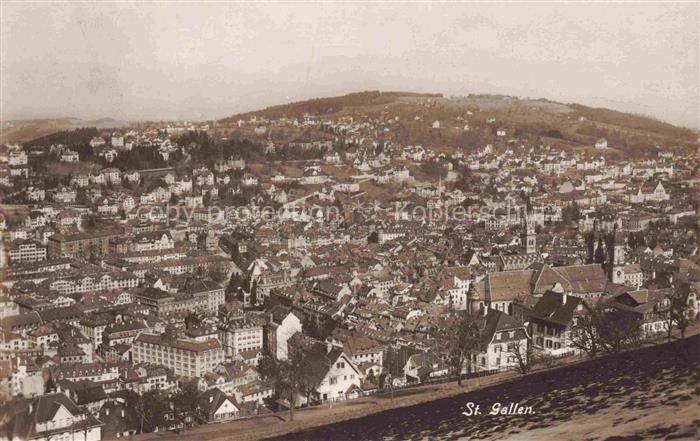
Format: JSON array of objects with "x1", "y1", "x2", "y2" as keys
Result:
[
  {"x1": 218, "y1": 91, "x2": 443, "y2": 122},
  {"x1": 216, "y1": 91, "x2": 698, "y2": 157},
  {"x1": 0, "y1": 117, "x2": 124, "y2": 145}
]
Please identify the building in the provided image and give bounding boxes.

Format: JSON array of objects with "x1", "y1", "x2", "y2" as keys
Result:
[
  {"x1": 197, "y1": 388, "x2": 240, "y2": 423},
  {"x1": 298, "y1": 347, "x2": 364, "y2": 404},
  {"x1": 468, "y1": 308, "x2": 529, "y2": 372},
  {"x1": 1, "y1": 393, "x2": 103, "y2": 441},
  {"x1": 265, "y1": 306, "x2": 302, "y2": 360},
  {"x1": 48, "y1": 229, "x2": 121, "y2": 259},
  {"x1": 528, "y1": 284, "x2": 585, "y2": 357},
  {"x1": 132, "y1": 327, "x2": 224, "y2": 378},
  {"x1": 219, "y1": 316, "x2": 264, "y2": 358},
  {"x1": 8, "y1": 240, "x2": 47, "y2": 265}
]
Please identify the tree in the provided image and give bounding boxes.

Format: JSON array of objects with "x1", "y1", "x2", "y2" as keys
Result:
[
  {"x1": 258, "y1": 351, "x2": 315, "y2": 422},
  {"x1": 508, "y1": 340, "x2": 532, "y2": 374},
  {"x1": 668, "y1": 280, "x2": 693, "y2": 340},
  {"x1": 596, "y1": 309, "x2": 643, "y2": 354},
  {"x1": 128, "y1": 390, "x2": 168, "y2": 434},
  {"x1": 439, "y1": 312, "x2": 478, "y2": 386},
  {"x1": 173, "y1": 380, "x2": 199, "y2": 430},
  {"x1": 569, "y1": 306, "x2": 601, "y2": 358},
  {"x1": 594, "y1": 237, "x2": 606, "y2": 264}
]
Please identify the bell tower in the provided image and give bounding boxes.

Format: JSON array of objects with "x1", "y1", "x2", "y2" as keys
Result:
[
  {"x1": 522, "y1": 211, "x2": 536, "y2": 254},
  {"x1": 609, "y1": 225, "x2": 626, "y2": 284}
]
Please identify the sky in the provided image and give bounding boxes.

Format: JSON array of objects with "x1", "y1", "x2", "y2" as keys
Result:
[{"x1": 1, "y1": 2, "x2": 698, "y2": 128}]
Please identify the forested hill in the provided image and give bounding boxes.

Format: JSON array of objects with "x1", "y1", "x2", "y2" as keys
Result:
[{"x1": 218, "y1": 91, "x2": 443, "y2": 122}]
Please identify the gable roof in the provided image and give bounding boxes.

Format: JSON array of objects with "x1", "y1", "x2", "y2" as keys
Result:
[
  {"x1": 198, "y1": 388, "x2": 237, "y2": 420},
  {"x1": 475, "y1": 309, "x2": 528, "y2": 344},
  {"x1": 553, "y1": 264, "x2": 608, "y2": 293},
  {"x1": 531, "y1": 291, "x2": 583, "y2": 326},
  {"x1": 485, "y1": 270, "x2": 534, "y2": 301}
]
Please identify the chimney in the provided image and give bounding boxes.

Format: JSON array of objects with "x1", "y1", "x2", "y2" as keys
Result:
[
  {"x1": 482, "y1": 306, "x2": 488, "y2": 317},
  {"x1": 562, "y1": 292, "x2": 568, "y2": 305},
  {"x1": 209, "y1": 395, "x2": 213, "y2": 403},
  {"x1": 106, "y1": 408, "x2": 110, "y2": 416},
  {"x1": 121, "y1": 409, "x2": 124, "y2": 417}
]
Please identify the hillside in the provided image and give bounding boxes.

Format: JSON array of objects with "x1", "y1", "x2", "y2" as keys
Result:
[
  {"x1": 218, "y1": 91, "x2": 443, "y2": 122},
  {"x1": 0, "y1": 117, "x2": 123, "y2": 144},
  {"x1": 215, "y1": 91, "x2": 699, "y2": 157}
]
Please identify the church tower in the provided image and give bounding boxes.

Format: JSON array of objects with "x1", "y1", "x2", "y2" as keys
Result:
[
  {"x1": 522, "y1": 211, "x2": 536, "y2": 255},
  {"x1": 609, "y1": 225, "x2": 626, "y2": 284}
]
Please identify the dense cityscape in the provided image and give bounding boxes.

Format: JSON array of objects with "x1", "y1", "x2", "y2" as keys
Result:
[{"x1": 0, "y1": 90, "x2": 697, "y2": 440}]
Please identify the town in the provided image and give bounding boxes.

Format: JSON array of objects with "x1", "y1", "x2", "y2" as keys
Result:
[{"x1": 0, "y1": 91, "x2": 697, "y2": 440}]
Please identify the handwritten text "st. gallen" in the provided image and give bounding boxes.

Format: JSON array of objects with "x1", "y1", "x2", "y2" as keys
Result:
[{"x1": 462, "y1": 402, "x2": 535, "y2": 416}]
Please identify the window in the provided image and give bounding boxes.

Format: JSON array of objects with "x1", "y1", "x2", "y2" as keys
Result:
[{"x1": 329, "y1": 376, "x2": 337, "y2": 385}]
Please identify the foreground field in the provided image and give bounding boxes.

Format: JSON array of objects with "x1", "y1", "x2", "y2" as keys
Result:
[
  {"x1": 271, "y1": 335, "x2": 699, "y2": 441},
  {"x1": 134, "y1": 331, "x2": 699, "y2": 441}
]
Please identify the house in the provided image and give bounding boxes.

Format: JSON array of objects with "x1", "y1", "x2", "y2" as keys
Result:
[
  {"x1": 299, "y1": 347, "x2": 363, "y2": 404},
  {"x1": 609, "y1": 289, "x2": 671, "y2": 337},
  {"x1": 60, "y1": 149, "x2": 80, "y2": 163},
  {"x1": 528, "y1": 284, "x2": 585, "y2": 357},
  {"x1": 628, "y1": 181, "x2": 669, "y2": 204},
  {"x1": 1, "y1": 393, "x2": 103, "y2": 441},
  {"x1": 197, "y1": 388, "x2": 240, "y2": 423},
  {"x1": 97, "y1": 399, "x2": 138, "y2": 439},
  {"x1": 89, "y1": 137, "x2": 106, "y2": 148},
  {"x1": 266, "y1": 306, "x2": 302, "y2": 360},
  {"x1": 327, "y1": 330, "x2": 384, "y2": 375},
  {"x1": 595, "y1": 138, "x2": 608, "y2": 149},
  {"x1": 468, "y1": 308, "x2": 529, "y2": 372},
  {"x1": 403, "y1": 350, "x2": 448, "y2": 383}
]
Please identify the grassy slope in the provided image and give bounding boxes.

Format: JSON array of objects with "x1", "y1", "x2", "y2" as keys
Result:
[
  {"x1": 272, "y1": 334, "x2": 700, "y2": 441},
  {"x1": 0, "y1": 118, "x2": 77, "y2": 144}
]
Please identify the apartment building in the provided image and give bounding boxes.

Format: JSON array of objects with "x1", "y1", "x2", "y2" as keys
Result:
[
  {"x1": 48, "y1": 229, "x2": 121, "y2": 259},
  {"x1": 8, "y1": 240, "x2": 47, "y2": 265},
  {"x1": 219, "y1": 316, "x2": 264, "y2": 357},
  {"x1": 132, "y1": 328, "x2": 224, "y2": 378}
]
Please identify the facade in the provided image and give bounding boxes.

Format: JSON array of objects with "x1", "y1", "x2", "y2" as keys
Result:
[
  {"x1": 266, "y1": 307, "x2": 302, "y2": 360},
  {"x1": 132, "y1": 328, "x2": 224, "y2": 378},
  {"x1": 4, "y1": 393, "x2": 102, "y2": 441},
  {"x1": 529, "y1": 286, "x2": 584, "y2": 356},
  {"x1": 219, "y1": 317, "x2": 264, "y2": 358},
  {"x1": 468, "y1": 309, "x2": 530, "y2": 372},
  {"x1": 9, "y1": 240, "x2": 47, "y2": 265},
  {"x1": 48, "y1": 230, "x2": 121, "y2": 259}
]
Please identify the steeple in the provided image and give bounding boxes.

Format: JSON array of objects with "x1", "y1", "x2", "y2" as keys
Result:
[
  {"x1": 609, "y1": 224, "x2": 626, "y2": 284},
  {"x1": 521, "y1": 209, "x2": 536, "y2": 254}
]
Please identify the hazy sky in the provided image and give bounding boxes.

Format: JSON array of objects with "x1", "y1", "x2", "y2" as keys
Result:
[{"x1": 1, "y1": 2, "x2": 698, "y2": 128}]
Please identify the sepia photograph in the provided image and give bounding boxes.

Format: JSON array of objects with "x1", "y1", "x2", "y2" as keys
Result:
[{"x1": 0, "y1": 2, "x2": 698, "y2": 440}]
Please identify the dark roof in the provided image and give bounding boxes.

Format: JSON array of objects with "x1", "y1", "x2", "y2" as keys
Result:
[
  {"x1": 1, "y1": 393, "x2": 100, "y2": 440},
  {"x1": 198, "y1": 388, "x2": 237, "y2": 420},
  {"x1": 475, "y1": 309, "x2": 528, "y2": 344},
  {"x1": 38, "y1": 306, "x2": 83, "y2": 323},
  {"x1": 531, "y1": 291, "x2": 583, "y2": 326},
  {"x1": 135, "y1": 333, "x2": 221, "y2": 353}
]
